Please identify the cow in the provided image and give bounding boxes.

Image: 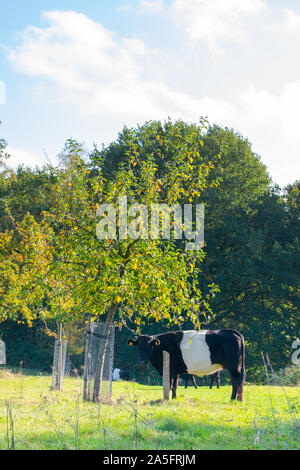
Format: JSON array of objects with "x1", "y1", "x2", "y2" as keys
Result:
[{"x1": 128, "y1": 329, "x2": 245, "y2": 401}]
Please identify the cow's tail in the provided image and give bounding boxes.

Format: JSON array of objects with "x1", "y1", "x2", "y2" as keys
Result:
[{"x1": 236, "y1": 332, "x2": 246, "y2": 400}]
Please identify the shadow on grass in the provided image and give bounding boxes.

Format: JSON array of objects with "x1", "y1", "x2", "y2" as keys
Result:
[
  {"x1": 0, "y1": 366, "x2": 50, "y2": 377},
  {"x1": 8, "y1": 414, "x2": 298, "y2": 451}
]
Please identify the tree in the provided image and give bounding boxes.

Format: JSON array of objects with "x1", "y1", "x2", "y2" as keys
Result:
[
  {"x1": 0, "y1": 133, "x2": 10, "y2": 170},
  {"x1": 201, "y1": 185, "x2": 300, "y2": 372},
  {"x1": 0, "y1": 213, "x2": 54, "y2": 323},
  {"x1": 0, "y1": 165, "x2": 58, "y2": 232},
  {"x1": 10, "y1": 119, "x2": 219, "y2": 401},
  {"x1": 0, "y1": 140, "x2": 58, "y2": 323},
  {"x1": 0, "y1": 139, "x2": 63, "y2": 364}
]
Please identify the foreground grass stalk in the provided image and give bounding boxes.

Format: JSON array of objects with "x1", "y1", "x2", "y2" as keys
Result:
[
  {"x1": 41, "y1": 405, "x2": 69, "y2": 450},
  {"x1": 261, "y1": 351, "x2": 280, "y2": 447},
  {"x1": 5, "y1": 401, "x2": 15, "y2": 450}
]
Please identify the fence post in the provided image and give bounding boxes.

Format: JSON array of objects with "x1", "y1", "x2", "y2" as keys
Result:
[
  {"x1": 0, "y1": 340, "x2": 6, "y2": 365},
  {"x1": 83, "y1": 316, "x2": 92, "y2": 401},
  {"x1": 57, "y1": 324, "x2": 63, "y2": 390},
  {"x1": 51, "y1": 324, "x2": 67, "y2": 391},
  {"x1": 163, "y1": 351, "x2": 170, "y2": 400}
]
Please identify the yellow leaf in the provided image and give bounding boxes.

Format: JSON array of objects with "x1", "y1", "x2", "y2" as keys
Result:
[{"x1": 132, "y1": 261, "x2": 138, "y2": 270}]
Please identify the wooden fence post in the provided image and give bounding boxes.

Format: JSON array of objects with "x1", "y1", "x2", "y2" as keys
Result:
[
  {"x1": 51, "y1": 323, "x2": 67, "y2": 391},
  {"x1": 56, "y1": 323, "x2": 63, "y2": 390},
  {"x1": 163, "y1": 351, "x2": 170, "y2": 401},
  {"x1": 83, "y1": 316, "x2": 92, "y2": 401}
]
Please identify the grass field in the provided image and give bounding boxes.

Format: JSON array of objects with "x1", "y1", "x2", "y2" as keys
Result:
[{"x1": 0, "y1": 369, "x2": 299, "y2": 450}]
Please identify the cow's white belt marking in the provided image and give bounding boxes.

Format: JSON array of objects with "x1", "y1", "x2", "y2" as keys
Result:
[{"x1": 180, "y1": 330, "x2": 223, "y2": 377}]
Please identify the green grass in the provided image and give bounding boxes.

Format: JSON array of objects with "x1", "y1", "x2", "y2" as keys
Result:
[{"x1": 0, "y1": 369, "x2": 299, "y2": 450}]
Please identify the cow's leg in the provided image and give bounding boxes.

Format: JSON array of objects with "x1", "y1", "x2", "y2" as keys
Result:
[
  {"x1": 229, "y1": 372, "x2": 237, "y2": 399},
  {"x1": 171, "y1": 374, "x2": 179, "y2": 399},
  {"x1": 229, "y1": 371, "x2": 243, "y2": 400},
  {"x1": 209, "y1": 375, "x2": 214, "y2": 389},
  {"x1": 191, "y1": 375, "x2": 198, "y2": 389},
  {"x1": 237, "y1": 384, "x2": 243, "y2": 401},
  {"x1": 184, "y1": 376, "x2": 188, "y2": 389},
  {"x1": 216, "y1": 372, "x2": 220, "y2": 389},
  {"x1": 170, "y1": 376, "x2": 174, "y2": 396},
  {"x1": 174, "y1": 374, "x2": 179, "y2": 398}
]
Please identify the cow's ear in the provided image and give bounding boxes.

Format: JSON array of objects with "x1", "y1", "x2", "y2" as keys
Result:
[
  {"x1": 151, "y1": 338, "x2": 160, "y2": 347},
  {"x1": 127, "y1": 338, "x2": 138, "y2": 346}
]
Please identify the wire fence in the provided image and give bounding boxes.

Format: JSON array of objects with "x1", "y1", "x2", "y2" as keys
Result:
[
  {"x1": 83, "y1": 322, "x2": 115, "y2": 402},
  {"x1": 0, "y1": 340, "x2": 6, "y2": 365},
  {"x1": 51, "y1": 339, "x2": 68, "y2": 391}
]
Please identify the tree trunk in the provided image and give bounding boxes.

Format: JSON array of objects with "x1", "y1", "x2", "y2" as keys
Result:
[
  {"x1": 92, "y1": 303, "x2": 117, "y2": 403},
  {"x1": 83, "y1": 316, "x2": 92, "y2": 401}
]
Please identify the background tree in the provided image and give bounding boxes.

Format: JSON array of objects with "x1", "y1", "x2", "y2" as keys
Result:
[
  {"x1": 0, "y1": 138, "x2": 59, "y2": 361},
  {"x1": 197, "y1": 128, "x2": 299, "y2": 376}
]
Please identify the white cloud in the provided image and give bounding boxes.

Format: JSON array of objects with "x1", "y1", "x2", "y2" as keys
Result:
[
  {"x1": 0, "y1": 80, "x2": 5, "y2": 104},
  {"x1": 8, "y1": 10, "x2": 205, "y2": 123},
  {"x1": 171, "y1": 0, "x2": 267, "y2": 54},
  {"x1": 186, "y1": 83, "x2": 300, "y2": 187},
  {"x1": 275, "y1": 8, "x2": 300, "y2": 34},
  {"x1": 122, "y1": 37, "x2": 146, "y2": 55},
  {"x1": 118, "y1": 0, "x2": 163, "y2": 13},
  {"x1": 6, "y1": 80, "x2": 300, "y2": 185},
  {"x1": 6, "y1": 146, "x2": 49, "y2": 168},
  {"x1": 139, "y1": 0, "x2": 163, "y2": 12},
  {"x1": 9, "y1": 11, "x2": 137, "y2": 87},
  {"x1": 235, "y1": 83, "x2": 300, "y2": 186}
]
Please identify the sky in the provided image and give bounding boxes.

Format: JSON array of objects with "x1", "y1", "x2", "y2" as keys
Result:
[{"x1": 0, "y1": 0, "x2": 300, "y2": 187}]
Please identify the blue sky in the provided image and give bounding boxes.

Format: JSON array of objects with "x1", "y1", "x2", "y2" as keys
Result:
[{"x1": 1, "y1": 0, "x2": 300, "y2": 186}]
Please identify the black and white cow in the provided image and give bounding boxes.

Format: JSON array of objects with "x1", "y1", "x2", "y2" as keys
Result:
[{"x1": 128, "y1": 329, "x2": 245, "y2": 401}]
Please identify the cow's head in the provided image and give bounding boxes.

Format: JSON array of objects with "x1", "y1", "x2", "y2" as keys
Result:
[{"x1": 127, "y1": 335, "x2": 160, "y2": 366}]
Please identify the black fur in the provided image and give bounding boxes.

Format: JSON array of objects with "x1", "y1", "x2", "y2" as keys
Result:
[{"x1": 209, "y1": 371, "x2": 221, "y2": 389}]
